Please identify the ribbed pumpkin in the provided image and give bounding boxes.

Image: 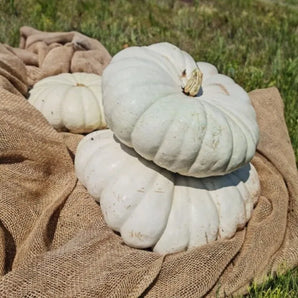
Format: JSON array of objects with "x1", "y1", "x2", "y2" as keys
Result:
[
  {"x1": 102, "y1": 42, "x2": 259, "y2": 177},
  {"x1": 75, "y1": 130, "x2": 260, "y2": 254},
  {"x1": 28, "y1": 73, "x2": 106, "y2": 133}
]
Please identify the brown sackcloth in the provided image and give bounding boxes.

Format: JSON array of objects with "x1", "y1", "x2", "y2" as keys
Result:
[
  {"x1": 4, "y1": 26, "x2": 112, "y2": 87},
  {"x1": 0, "y1": 28, "x2": 297, "y2": 297}
]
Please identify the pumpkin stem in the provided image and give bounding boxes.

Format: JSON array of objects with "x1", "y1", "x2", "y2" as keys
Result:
[
  {"x1": 76, "y1": 83, "x2": 86, "y2": 87},
  {"x1": 183, "y1": 68, "x2": 203, "y2": 97}
]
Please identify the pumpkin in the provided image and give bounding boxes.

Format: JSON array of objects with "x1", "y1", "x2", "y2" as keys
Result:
[
  {"x1": 75, "y1": 129, "x2": 260, "y2": 254},
  {"x1": 102, "y1": 42, "x2": 259, "y2": 177},
  {"x1": 28, "y1": 73, "x2": 106, "y2": 133}
]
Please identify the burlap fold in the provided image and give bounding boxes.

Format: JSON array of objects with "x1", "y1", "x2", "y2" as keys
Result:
[
  {"x1": 0, "y1": 29, "x2": 297, "y2": 297},
  {"x1": 5, "y1": 26, "x2": 111, "y2": 87}
]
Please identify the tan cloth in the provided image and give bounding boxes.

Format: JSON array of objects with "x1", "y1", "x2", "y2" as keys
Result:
[
  {"x1": 0, "y1": 29, "x2": 297, "y2": 297},
  {"x1": 4, "y1": 26, "x2": 111, "y2": 87}
]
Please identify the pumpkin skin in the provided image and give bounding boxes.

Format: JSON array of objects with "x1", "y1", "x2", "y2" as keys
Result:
[
  {"x1": 75, "y1": 129, "x2": 260, "y2": 254},
  {"x1": 28, "y1": 73, "x2": 106, "y2": 133},
  {"x1": 102, "y1": 42, "x2": 259, "y2": 177}
]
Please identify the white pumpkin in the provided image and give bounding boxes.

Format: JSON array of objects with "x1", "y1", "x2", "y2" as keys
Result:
[
  {"x1": 75, "y1": 129, "x2": 260, "y2": 254},
  {"x1": 28, "y1": 73, "x2": 106, "y2": 133},
  {"x1": 102, "y1": 42, "x2": 259, "y2": 177}
]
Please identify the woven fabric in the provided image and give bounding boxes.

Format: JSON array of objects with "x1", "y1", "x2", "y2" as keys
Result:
[
  {"x1": 5, "y1": 26, "x2": 111, "y2": 87},
  {"x1": 0, "y1": 28, "x2": 297, "y2": 297}
]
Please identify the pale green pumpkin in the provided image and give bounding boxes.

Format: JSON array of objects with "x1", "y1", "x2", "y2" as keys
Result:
[
  {"x1": 75, "y1": 129, "x2": 260, "y2": 254},
  {"x1": 29, "y1": 73, "x2": 106, "y2": 133},
  {"x1": 102, "y1": 42, "x2": 259, "y2": 177}
]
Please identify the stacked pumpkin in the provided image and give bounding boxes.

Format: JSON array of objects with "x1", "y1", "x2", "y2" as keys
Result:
[
  {"x1": 75, "y1": 42, "x2": 261, "y2": 254},
  {"x1": 30, "y1": 42, "x2": 261, "y2": 254}
]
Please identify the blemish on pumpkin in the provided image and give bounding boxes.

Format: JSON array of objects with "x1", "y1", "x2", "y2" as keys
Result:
[
  {"x1": 211, "y1": 138, "x2": 219, "y2": 150},
  {"x1": 181, "y1": 69, "x2": 187, "y2": 77},
  {"x1": 205, "y1": 232, "x2": 209, "y2": 243},
  {"x1": 213, "y1": 83, "x2": 229, "y2": 95},
  {"x1": 76, "y1": 83, "x2": 86, "y2": 87},
  {"x1": 130, "y1": 231, "x2": 143, "y2": 240}
]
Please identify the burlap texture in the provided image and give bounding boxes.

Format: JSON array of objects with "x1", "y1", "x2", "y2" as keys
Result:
[
  {"x1": 4, "y1": 26, "x2": 111, "y2": 87},
  {"x1": 0, "y1": 29, "x2": 297, "y2": 297}
]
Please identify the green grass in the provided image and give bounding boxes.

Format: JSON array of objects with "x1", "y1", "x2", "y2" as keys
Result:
[
  {"x1": 0, "y1": 0, "x2": 297, "y2": 296},
  {"x1": 246, "y1": 268, "x2": 298, "y2": 297}
]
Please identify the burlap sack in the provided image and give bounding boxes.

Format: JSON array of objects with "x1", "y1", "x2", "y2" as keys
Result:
[
  {"x1": 4, "y1": 26, "x2": 112, "y2": 86},
  {"x1": 0, "y1": 29, "x2": 297, "y2": 297}
]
